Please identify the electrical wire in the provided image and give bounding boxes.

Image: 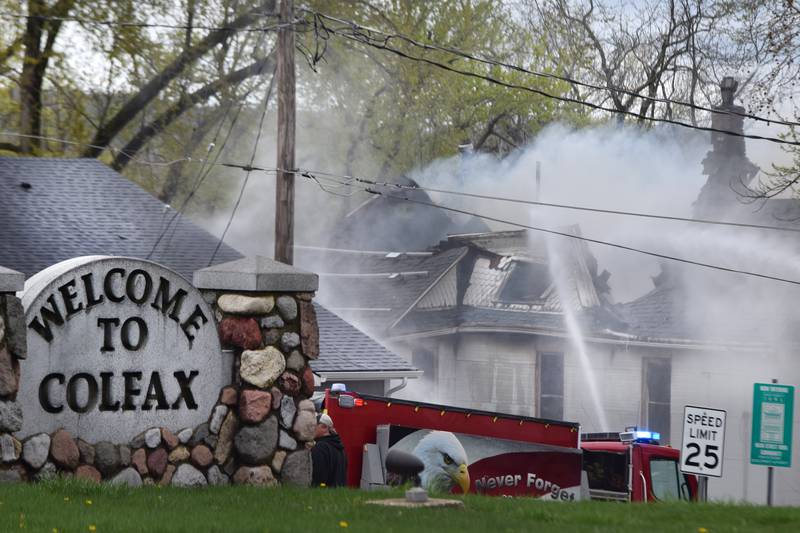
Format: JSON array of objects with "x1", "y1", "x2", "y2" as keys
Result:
[
  {"x1": 0, "y1": 10, "x2": 290, "y2": 32},
  {"x1": 290, "y1": 167, "x2": 800, "y2": 234},
  {"x1": 271, "y1": 167, "x2": 800, "y2": 287},
  {"x1": 310, "y1": 16, "x2": 800, "y2": 147},
  {"x1": 306, "y1": 10, "x2": 800, "y2": 129}
]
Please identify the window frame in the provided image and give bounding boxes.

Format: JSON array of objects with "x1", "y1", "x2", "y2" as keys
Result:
[{"x1": 537, "y1": 351, "x2": 564, "y2": 420}]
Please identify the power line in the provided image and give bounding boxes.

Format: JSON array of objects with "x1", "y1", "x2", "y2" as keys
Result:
[
  {"x1": 290, "y1": 167, "x2": 800, "y2": 235},
  {"x1": 307, "y1": 10, "x2": 800, "y2": 129},
  {"x1": 0, "y1": 11, "x2": 290, "y2": 32},
  {"x1": 310, "y1": 16, "x2": 800, "y2": 147},
  {"x1": 214, "y1": 160, "x2": 800, "y2": 286},
  {"x1": 281, "y1": 168, "x2": 800, "y2": 287}
]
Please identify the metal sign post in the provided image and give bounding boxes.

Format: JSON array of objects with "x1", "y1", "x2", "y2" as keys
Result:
[
  {"x1": 681, "y1": 405, "x2": 727, "y2": 502},
  {"x1": 750, "y1": 380, "x2": 795, "y2": 506}
]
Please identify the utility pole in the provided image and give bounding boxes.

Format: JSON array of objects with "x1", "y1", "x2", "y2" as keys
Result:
[{"x1": 274, "y1": 0, "x2": 295, "y2": 264}]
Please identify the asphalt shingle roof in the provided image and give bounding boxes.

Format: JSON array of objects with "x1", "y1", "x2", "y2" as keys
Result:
[
  {"x1": 0, "y1": 157, "x2": 241, "y2": 279},
  {"x1": 311, "y1": 303, "x2": 416, "y2": 373}
]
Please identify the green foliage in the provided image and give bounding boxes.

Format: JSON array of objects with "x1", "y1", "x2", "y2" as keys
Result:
[{"x1": 0, "y1": 478, "x2": 799, "y2": 532}]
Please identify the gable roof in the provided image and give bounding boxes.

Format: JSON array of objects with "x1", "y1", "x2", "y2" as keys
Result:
[{"x1": 0, "y1": 157, "x2": 241, "y2": 280}]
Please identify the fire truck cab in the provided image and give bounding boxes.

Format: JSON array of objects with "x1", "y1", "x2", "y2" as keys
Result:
[{"x1": 581, "y1": 429, "x2": 698, "y2": 502}]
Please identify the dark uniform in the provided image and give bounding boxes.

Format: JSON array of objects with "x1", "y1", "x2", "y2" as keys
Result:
[{"x1": 311, "y1": 432, "x2": 348, "y2": 487}]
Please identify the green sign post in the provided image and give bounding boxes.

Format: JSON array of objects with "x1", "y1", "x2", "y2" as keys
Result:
[{"x1": 751, "y1": 381, "x2": 795, "y2": 506}]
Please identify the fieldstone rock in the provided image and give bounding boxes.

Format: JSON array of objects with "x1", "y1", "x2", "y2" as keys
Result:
[
  {"x1": 0, "y1": 434, "x2": 19, "y2": 462},
  {"x1": 94, "y1": 441, "x2": 121, "y2": 476},
  {"x1": 299, "y1": 301, "x2": 319, "y2": 359},
  {"x1": 298, "y1": 399, "x2": 315, "y2": 413},
  {"x1": 110, "y1": 467, "x2": 142, "y2": 487},
  {"x1": 285, "y1": 350, "x2": 304, "y2": 372},
  {"x1": 232, "y1": 465, "x2": 276, "y2": 486},
  {"x1": 0, "y1": 467, "x2": 22, "y2": 483},
  {"x1": 218, "y1": 294, "x2": 274, "y2": 315},
  {"x1": 130, "y1": 432, "x2": 146, "y2": 449},
  {"x1": 222, "y1": 458, "x2": 237, "y2": 477},
  {"x1": 0, "y1": 315, "x2": 4, "y2": 342},
  {"x1": 280, "y1": 395, "x2": 296, "y2": 428},
  {"x1": 0, "y1": 400, "x2": 22, "y2": 432},
  {"x1": 260, "y1": 315, "x2": 284, "y2": 329},
  {"x1": 3, "y1": 297, "x2": 26, "y2": 359},
  {"x1": 50, "y1": 429, "x2": 79, "y2": 470},
  {"x1": 77, "y1": 439, "x2": 95, "y2": 465},
  {"x1": 279, "y1": 372, "x2": 301, "y2": 396},
  {"x1": 219, "y1": 317, "x2": 262, "y2": 350},
  {"x1": 206, "y1": 464, "x2": 230, "y2": 486},
  {"x1": 234, "y1": 416, "x2": 278, "y2": 465},
  {"x1": 171, "y1": 464, "x2": 207, "y2": 487},
  {"x1": 22, "y1": 433, "x2": 50, "y2": 469},
  {"x1": 75, "y1": 465, "x2": 101, "y2": 483},
  {"x1": 280, "y1": 332, "x2": 300, "y2": 352},
  {"x1": 214, "y1": 411, "x2": 238, "y2": 465},
  {"x1": 143, "y1": 476, "x2": 156, "y2": 486},
  {"x1": 263, "y1": 328, "x2": 280, "y2": 346},
  {"x1": 209, "y1": 405, "x2": 229, "y2": 434},
  {"x1": 281, "y1": 450, "x2": 312, "y2": 487},
  {"x1": 119, "y1": 445, "x2": 131, "y2": 467},
  {"x1": 271, "y1": 450, "x2": 287, "y2": 474},
  {"x1": 0, "y1": 347, "x2": 16, "y2": 397},
  {"x1": 278, "y1": 430, "x2": 297, "y2": 451},
  {"x1": 132, "y1": 448, "x2": 148, "y2": 475},
  {"x1": 293, "y1": 410, "x2": 317, "y2": 442},
  {"x1": 271, "y1": 387, "x2": 283, "y2": 409},
  {"x1": 190, "y1": 445, "x2": 213, "y2": 468},
  {"x1": 147, "y1": 448, "x2": 168, "y2": 478},
  {"x1": 204, "y1": 434, "x2": 218, "y2": 449},
  {"x1": 177, "y1": 428, "x2": 193, "y2": 444},
  {"x1": 239, "y1": 389, "x2": 272, "y2": 424},
  {"x1": 301, "y1": 367, "x2": 315, "y2": 397},
  {"x1": 161, "y1": 429, "x2": 179, "y2": 450},
  {"x1": 189, "y1": 423, "x2": 209, "y2": 447},
  {"x1": 145, "y1": 427, "x2": 162, "y2": 448},
  {"x1": 219, "y1": 387, "x2": 237, "y2": 406},
  {"x1": 276, "y1": 296, "x2": 298, "y2": 321},
  {"x1": 159, "y1": 464, "x2": 176, "y2": 486},
  {"x1": 240, "y1": 347, "x2": 285, "y2": 388},
  {"x1": 168, "y1": 446, "x2": 190, "y2": 464},
  {"x1": 33, "y1": 462, "x2": 57, "y2": 481}
]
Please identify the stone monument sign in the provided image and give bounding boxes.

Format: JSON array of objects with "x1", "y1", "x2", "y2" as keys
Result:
[{"x1": 19, "y1": 256, "x2": 230, "y2": 441}]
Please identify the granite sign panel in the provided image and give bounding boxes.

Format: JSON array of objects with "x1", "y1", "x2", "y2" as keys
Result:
[{"x1": 19, "y1": 256, "x2": 230, "y2": 441}]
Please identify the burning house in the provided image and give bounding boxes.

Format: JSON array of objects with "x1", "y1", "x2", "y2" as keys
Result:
[{"x1": 298, "y1": 79, "x2": 799, "y2": 504}]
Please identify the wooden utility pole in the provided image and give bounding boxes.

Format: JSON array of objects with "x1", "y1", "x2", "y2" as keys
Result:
[{"x1": 274, "y1": 0, "x2": 295, "y2": 264}]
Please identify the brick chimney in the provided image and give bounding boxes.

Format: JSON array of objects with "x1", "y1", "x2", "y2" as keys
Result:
[{"x1": 693, "y1": 77, "x2": 759, "y2": 219}]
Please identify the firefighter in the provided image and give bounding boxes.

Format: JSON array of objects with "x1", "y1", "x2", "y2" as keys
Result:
[{"x1": 311, "y1": 413, "x2": 347, "y2": 487}]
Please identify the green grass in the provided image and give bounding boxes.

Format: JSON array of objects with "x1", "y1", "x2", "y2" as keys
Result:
[{"x1": 0, "y1": 480, "x2": 798, "y2": 533}]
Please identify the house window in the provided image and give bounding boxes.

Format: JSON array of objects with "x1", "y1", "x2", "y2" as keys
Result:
[
  {"x1": 643, "y1": 358, "x2": 671, "y2": 443},
  {"x1": 412, "y1": 346, "x2": 437, "y2": 383},
  {"x1": 538, "y1": 352, "x2": 564, "y2": 420}
]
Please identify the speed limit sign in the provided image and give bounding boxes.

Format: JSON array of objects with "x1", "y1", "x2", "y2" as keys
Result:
[{"x1": 681, "y1": 405, "x2": 727, "y2": 477}]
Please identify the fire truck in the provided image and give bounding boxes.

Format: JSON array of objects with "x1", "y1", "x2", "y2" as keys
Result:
[{"x1": 323, "y1": 389, "x2": 697, "y2": 502}]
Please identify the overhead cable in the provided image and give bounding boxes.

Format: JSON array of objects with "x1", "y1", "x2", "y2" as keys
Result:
[
  {"x1": 309, "y1": 16, "x2": 800, "y2": 146},
  {"x1": 306, "y1": 10, "x2": 800, "y2": 129}
]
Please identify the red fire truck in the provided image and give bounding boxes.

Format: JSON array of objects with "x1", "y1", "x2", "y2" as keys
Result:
[{"x1": 324, "y1": 389, "x2": 697, "y2": 502}]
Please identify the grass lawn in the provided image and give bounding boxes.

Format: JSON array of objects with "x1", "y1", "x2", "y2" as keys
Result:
[{"x1": 1, "y1": 480, "x2": 798, "y2": 533}]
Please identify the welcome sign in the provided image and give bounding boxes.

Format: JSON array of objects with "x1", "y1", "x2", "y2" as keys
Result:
[{"x1": 19, "y1": 257, "x2": 231, "y2": 442}]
